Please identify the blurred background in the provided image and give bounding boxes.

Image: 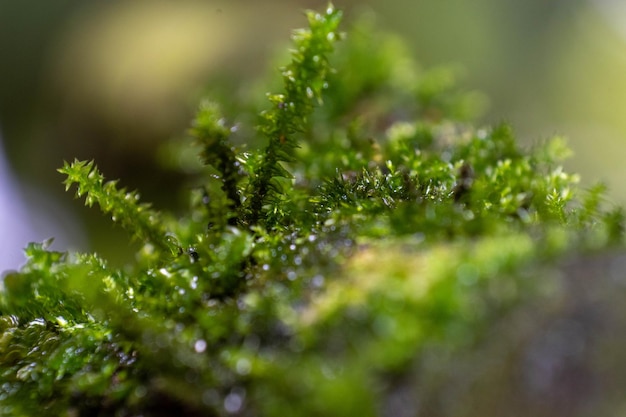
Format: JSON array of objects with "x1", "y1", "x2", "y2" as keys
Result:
[{"x1": 2, "y1": 0, "x2": 626, "y2": 270}]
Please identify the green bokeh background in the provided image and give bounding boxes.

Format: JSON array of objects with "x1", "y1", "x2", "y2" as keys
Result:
[{"x1": 2, "y1": 0, "x2": 626, "y2": 262}]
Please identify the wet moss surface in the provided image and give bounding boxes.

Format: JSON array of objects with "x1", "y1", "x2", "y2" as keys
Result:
[{"x1": 2, "y1": 5, "x2": 626, "y2": 416}]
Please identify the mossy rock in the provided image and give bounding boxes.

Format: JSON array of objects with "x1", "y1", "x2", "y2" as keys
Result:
[{"x1": 1, "y1": 5, "x2": 625, "y2": 417}]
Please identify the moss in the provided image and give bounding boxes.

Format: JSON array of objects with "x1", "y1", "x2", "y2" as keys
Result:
[{"x1": 1, "y1": 4, "x2": 624, "y2": 416}]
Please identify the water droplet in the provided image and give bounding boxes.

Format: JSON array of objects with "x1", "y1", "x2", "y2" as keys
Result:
[
  {"x1": 224, "y1": 391, "x2": 245, "y2": 414},
  {"x1": 236, "y1": 358, "x2": 251, "y2": 375},
  {"x1": 190, "y1": 276, "x2": 199, "y2": 290},
  {"x1": 312, "y1": 275, "x2": 325, "y2": 288},
  {"x1": 262, "y1": 264, "x2": 270, "y2": 271},
  {"x1": 134, "y1": 385, "x2": 147, "y2": 398},
  {"x1": 194, "y1": 339, "x2": 207, "y2": 353}
]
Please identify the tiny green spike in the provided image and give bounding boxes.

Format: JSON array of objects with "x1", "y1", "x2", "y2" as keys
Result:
[{"x1": 59, "y1": 160, "x2": 176, "y2": 255}]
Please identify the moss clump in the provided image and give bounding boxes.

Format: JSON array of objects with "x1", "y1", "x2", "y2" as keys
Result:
[{"x1": 1, "y1": 5, "x2": 624, "y2": 417}]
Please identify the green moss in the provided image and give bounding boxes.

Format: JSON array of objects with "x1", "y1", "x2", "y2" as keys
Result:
[{"x1": 1, "y1": 4, "x2": 624, "y2": 416}]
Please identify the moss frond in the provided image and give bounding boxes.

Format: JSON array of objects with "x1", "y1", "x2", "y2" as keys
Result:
[
  {"x1": 58, "y1": 159, "x2": 178, "y2": 256},
  {"x1": 244, "y1": 5, "x2": 343, "y2": 227}
]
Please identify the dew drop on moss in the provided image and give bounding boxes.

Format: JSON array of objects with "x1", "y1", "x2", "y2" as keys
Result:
[
  {"x1": 224, "y1": 389, "x2": 245, "y2": 414},
  {"x1": 312, "y1": 275, "x2": 325, "y2": 288},
  {"x1": 194, "y1": 339, "x2": 207, "y2": 353},
  {"x1": 235, "y1": 358, "x2": 251, "y2": 375}
]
